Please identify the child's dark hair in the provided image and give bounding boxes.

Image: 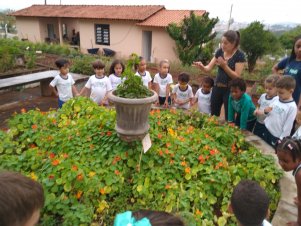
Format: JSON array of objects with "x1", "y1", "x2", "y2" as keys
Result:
[
  {"x1": 178, "y1": 72, "x2": 190, "y2": 83},
  {"x1": 231, "y1": 180, "x2": 269, "y2": 226},
  {"x1": 0, "y1": 171, "x2": 44, "y2": 226},
  {"x1": 134, "y1": 56, "x2": 145, "y2": 70},
  {"x1": 276, "y1": 75, "x2": 296, "y2": 90},
  {"x1": 276, "y1": 136, "x2": 301, "y2": 162},
  {"x1": 223, "y1": 30, "x2": 240, "y2": 48},
  {"x1": 109, "y1": 59, "x2": 125, "y2": 75},
  {"x1": 265, "y1": 74, "x2": 280, "y2": 87},
  {"x1": 55, "y1": 58, "x2": 69, "y2": 69},
  {"x1": 133, "y1": 210, "x2": 185, "y2": 226},
  {"x1": 289, "y1": 35, "x2": 301, "y2": 63},
  {"x1": 92, "y1": 60, "x2": 105, "y2": 69},
  {"x1": 202, "y1": 76, "x2": 214, "y2": 87},
  {"x1": 229, "y1": 78, "x2": 246, "y2": 92}
]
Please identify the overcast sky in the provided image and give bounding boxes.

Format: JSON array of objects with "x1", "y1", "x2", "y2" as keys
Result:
[{"x1": 1, "y1": 0, "x2": 301, "y2": 24}]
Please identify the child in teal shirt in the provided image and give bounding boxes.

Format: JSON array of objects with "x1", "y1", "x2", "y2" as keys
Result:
[{"x1": 228, "y1": 78, "x2": 256, "y2": 131}]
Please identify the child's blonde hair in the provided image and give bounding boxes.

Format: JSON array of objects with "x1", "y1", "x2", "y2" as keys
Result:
[{"x1": 265, "y1": 74, "x2": 280, "y2": 87}]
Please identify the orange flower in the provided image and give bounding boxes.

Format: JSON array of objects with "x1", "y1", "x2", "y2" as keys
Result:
[
  {"x1": 181, "y1": 161, "x2": 187, "y2": 166},
  {"x1": 52, "y1": 119, "x2": 57, "y2": 125},
  {"x1": 49, "y1": 153, "x2": 55, "y2": 159},
  {"x1": 114, "y1": 170, "x2": 120, "y2": 175},
  {"x1": 156, "y1": 109, "x2": 160, "y2": 113},
  {"x1": 48, "y1": 174, "x2": 55, "y2": 179},
  {"x1": 89, "y1": 144, "x2": 94, "y2": 150},
  {"x1": 159, "y1": 150, "x2": 164, "y2": 156},
  {"x1": 198, "y1": 155, "x2": 205, "y2": 164},
  {"x1": 63, "y1": 153, "x2": 69, "y2": 158},
  {"x1": 157, "y1": 121, "x2": 161, "y2": 126},
  {"x1": 21, "y1": 108, "x2": 26, "y2": 113},
  {"x1": 71, "y1": 165, "x2": 78, "y2": 171},
  {"x1": 185, "y1": 167, "x2": 191, "y2": 174},
  {"x1": 196, "y1": 209, "x2": 203, "y2": 216},
  {"x1": 47, "y1": 136, "x2": 53, "y2": 141},
  {"x1": 204, "y1": 145, "x2": 209, "y2": 150},
  {"x1": 157, "y1": 133, "x2": 162, "y2": 139},
  {"x1": 76, "y1": 191, "x2": 83, "y2": 199},
  {"x1": 51, "y1": 159, "x2": 60, "y2": 166},
  {"x1": 77, "y1": 174, "x2": 84, "y2": 181},
  {"x1": 150, "y1": 110, "x2": 155, "y2": 116},
  {"x1": 31, "y1": 124, "x2": 38, "y2": 130},
  {"x1": 29, "y1": 143, "x2": 36, "y2": 149},
  {"x1": 210, "y1": 149, "x2": 219, "y2": 155},
  {"x1": 99, "y1": 188, "x2": 106, "y2": 195},
  {"x1": 165, "y1": 184, "x2": 171, "y2": 189},
  {"x1": 106, "y1": 131, "x2": 112, "y2": 136},
  {"x1": 205, "y1": 134, "x2": 210, "y2": 138},
  {"x1": 166, "y1": 143, "x2": 171, "y2": 148},
  {"x1": 169, "y1": 159, "x2": 174, "y2": 164},
  {"x1": 165, "y1": 149, "x2": 169, "y2": 154}
]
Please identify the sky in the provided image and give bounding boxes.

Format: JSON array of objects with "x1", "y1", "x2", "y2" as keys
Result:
[{"x1": 1, "y1": 0, "x2": 301, "y2": 24}]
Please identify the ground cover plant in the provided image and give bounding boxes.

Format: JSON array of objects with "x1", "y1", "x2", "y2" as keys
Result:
[{"x1": 0, "y1": 97, "x2": 282, "y2": 226}]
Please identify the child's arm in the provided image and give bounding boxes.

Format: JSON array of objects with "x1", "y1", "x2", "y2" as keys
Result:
[
  {"x1": 72, "y1": 85, "x2": 79, "y2": 96},
  {"x1": 79, "y1": 87, "x2": 90, "y2": 97},
  {"x1": 227, "y1": 96, "x2": 235, "y2": 122},
  {"x1": 289, "y1": 172, "x2": 301, "y2": 226},
  {"x1": 281, "y1": 106, "x2": 297, "y2": 138},
  {"x1": 49, "y1": 85, "x2": 58, "y2": 97},
  {"x1": 164, "y1": 84, "x2": 171, "y2": 107},
  {"x1": 239, "y1": 99, "x2": 251, "y2": 130}
]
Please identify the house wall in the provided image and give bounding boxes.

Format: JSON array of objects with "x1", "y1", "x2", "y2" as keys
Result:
[
  {"x1": 150, "y1": 27, "x2": 179, "y2": 63},
  {"x1": 79, "y1": 19, "x2": 142, "y2": 58},
  {"x1": 15, "y1": 17, "x2": 41, "y2": 41}
]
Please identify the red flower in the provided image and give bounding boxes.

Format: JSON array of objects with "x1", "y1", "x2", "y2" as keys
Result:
[
  {"x1": 185, "y1": 167, "x2": 191, "y2": 174},
  {"x1": 106, "y1": 131, "x2": 112, "y2": 136},
  {"x1": 21, "y1": 108, "x2": 26, "y2": 113},
  {"x1": 72, "y1": 165, "x2": 78, "y2": 171},
  {"x1": 63, "y1": 153, "x2": 69, "y2": 158},
  {"x1": 49, "y1": 153, "x2": 55, "y2": 159},
  {"x1": 158, "y1": 150, "x2": 163, "y2": 156},
  {"x1": 99, "y1": 188, "x2": 105, "y2": 195},
  {"x1": 31, "y1": 124, "x2": 38, "y2": 130},
  {"x1": 51, "y1": 159, "x2": 60, "y2": 166},
  {"x1": 157, "y1": 133, "x2": 162, "y2": 139},
  {"x1": 198, "y1": 155, "x2": 205, "y2": 164},
  {"x1": 114, "y1": 170, "x2": 120, "y2": 175},
  {"x1": 48, "y1": 174, "x2": 55, "y2": 179}
]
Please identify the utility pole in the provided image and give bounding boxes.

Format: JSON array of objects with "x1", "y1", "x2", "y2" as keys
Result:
[
  {"x1": 44, "y1": 0, "x2": 47, "y2": 5},
  {"x1": 227, "y1": 4, "x2": 233, "y2": 30}
]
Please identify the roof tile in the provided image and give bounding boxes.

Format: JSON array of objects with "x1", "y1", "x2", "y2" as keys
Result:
[
  {"x1": 11, "y1": 5, "x2": 165, "y2": 21},
  {"x1": 138, "y1": 10, "x2": 206, "y2": 27}
]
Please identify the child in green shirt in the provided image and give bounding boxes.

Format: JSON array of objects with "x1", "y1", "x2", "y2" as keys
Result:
[{"x1": 228, "y1": 78, "x2": 256, "y2": 131}]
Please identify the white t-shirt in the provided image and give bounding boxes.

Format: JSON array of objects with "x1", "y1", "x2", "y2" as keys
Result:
[
  {"x1": 153, "y1": 73, "x2": 173, "y2": 97},
  {"x1": 172, "y1": 84, "x2": 194, "y2": 109},
  {"x1": 109, "y1": 74, "x2": 125, "y2": 90},
  {"x1": 263, "y1": 219, "x2": 272, "y2": 226},
  {"x1": 257, "y1": 94, "x2": 278, "y2": 124},
  {"x1": 195, "y1": 88, "x2": 211, "y2": 114},
  {"x1": 135, "y1": 71, "x2": 152, "y2": 88},
  {"x1": 264, "y1": 99, "x2": 297, "y2": 139},
  {"x1": 49, "y1": 74, "x2": 75, "y2": 102},
  {"x1": 85, "y1": 75, "x2": 112, "y2": 104},
  {"x1": 293, "y1": 126, "x2": 301, "y2": 139}
]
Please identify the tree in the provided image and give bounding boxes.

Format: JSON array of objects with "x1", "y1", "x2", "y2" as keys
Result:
[
  {"x1": 166, "y1": 11, "x2": 218, "y2": 66},
  {"x1": 279, "y1": 26, "x2": 301, "y2": 50},
  {"x1": 240, "y1": 21, "x2": 278, "y2": 72},
  {"x1": 0, "y1": 9, "x2": 16, "y2": 33}
]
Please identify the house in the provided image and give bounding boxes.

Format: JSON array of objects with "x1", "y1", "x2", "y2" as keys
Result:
[{"x1": 10, "y1": 5, "x2": 205, "y2": 63}]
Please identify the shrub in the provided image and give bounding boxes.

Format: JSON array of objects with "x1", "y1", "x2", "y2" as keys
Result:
[{"x1": 0, "y1": 98, "x2": 282, "y2": 226}]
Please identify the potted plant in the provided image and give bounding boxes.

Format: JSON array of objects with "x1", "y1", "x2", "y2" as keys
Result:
[
  {"x1": 87, "y1": 39, "x2": 99, "y2": 54},
  {"x1": 108, "y1": 53, "x2": 158, "y2": 141}
]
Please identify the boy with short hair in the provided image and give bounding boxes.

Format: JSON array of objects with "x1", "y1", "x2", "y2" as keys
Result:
[
  {"x1": 264, "y1": 75, "x2": 297, "y2": 146},
  {"x1": 193, "y1": 76, "x2": 214, "y2": 114},
  {"x1": 0, "y1": 171, "x2": 45, "y2": 226},
  {"x1": 80, "y1": 60, "x2": 112, "y2": 105},
  {"x1": 230, "y1": 179, "x2": 272, "y2": 226},
  {"x1": 228, "y1": 78, "x2": 256, "y2": 131},
  {"x1": 171, "y1": 72, "x2": 194, "y2": 110},
  {"x1": 49, "y1": 58, "x2": 79, "y2": 108}
]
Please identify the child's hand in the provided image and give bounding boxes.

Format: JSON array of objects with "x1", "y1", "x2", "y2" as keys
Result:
[
  {"x1": 192, "y1": 61, "x2": 205, "y2": 70},
  {"x1": 163, "y1": 101, "x2": 169, "y2": 108},
  {"x1": 264, "y1": 107, "x2": 273, "y2": 114},
  {"x1": 253, "y1": 109, "x2": 258, "y2": 116}
]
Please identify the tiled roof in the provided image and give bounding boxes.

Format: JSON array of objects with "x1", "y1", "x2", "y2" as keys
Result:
[
  {"x1": 138, "y1": 10, "x2": 206, "y2": 27},
  {"x1": 10, "y1": 5, "x2": 165, "y2": 21}
]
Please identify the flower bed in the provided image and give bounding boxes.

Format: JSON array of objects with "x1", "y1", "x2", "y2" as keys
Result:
[{"x1": 0, "y1": 97, "x2": 282, "y2": 226}]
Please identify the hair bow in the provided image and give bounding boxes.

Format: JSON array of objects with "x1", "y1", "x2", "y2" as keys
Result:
[{"x1": 114, "y1": 211, "x2": 152, "y2": 226}]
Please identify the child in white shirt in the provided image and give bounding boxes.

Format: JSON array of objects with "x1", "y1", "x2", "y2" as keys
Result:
[
  {"x1": 108, "y1": 60, "x2": 125, "y2": 90},
  {"x1": 80, "y1": 60, "x2": 112, "y2": 105},
  {"x1": 193, "y1": 76, "x2": 214, "y2": 114},
  {"x1": 264, "y1": 76, "x2": 297, "y2": 146},
  {"x1": 253, "y1": 74, "x2": 280, "y2": 139},
  {"x1": 153, "y1": 59, "x2": 173, "y2": 107},
  {"x1": 135, "y1": 56, "x2": 152, "y2": 89},
  {"x1": 49, "y1": 58, "x2": 79, "y2": 108},
  {"x1": 171, "y1": 72, "x2": 194, "y2": 110}
]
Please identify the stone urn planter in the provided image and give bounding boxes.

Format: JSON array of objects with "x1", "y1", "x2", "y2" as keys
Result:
[{"x1": 108, "y1": 90, "x2": 158, "y2": 142}]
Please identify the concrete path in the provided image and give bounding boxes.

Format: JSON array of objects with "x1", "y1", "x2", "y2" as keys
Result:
[{"x1": 245, "y1": 132, "x2": 297, "y2": 225}]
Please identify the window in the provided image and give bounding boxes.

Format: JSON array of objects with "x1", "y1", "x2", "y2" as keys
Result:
[{"x1": 95, "y1": 24, "x2": 110, "y2": 45}]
